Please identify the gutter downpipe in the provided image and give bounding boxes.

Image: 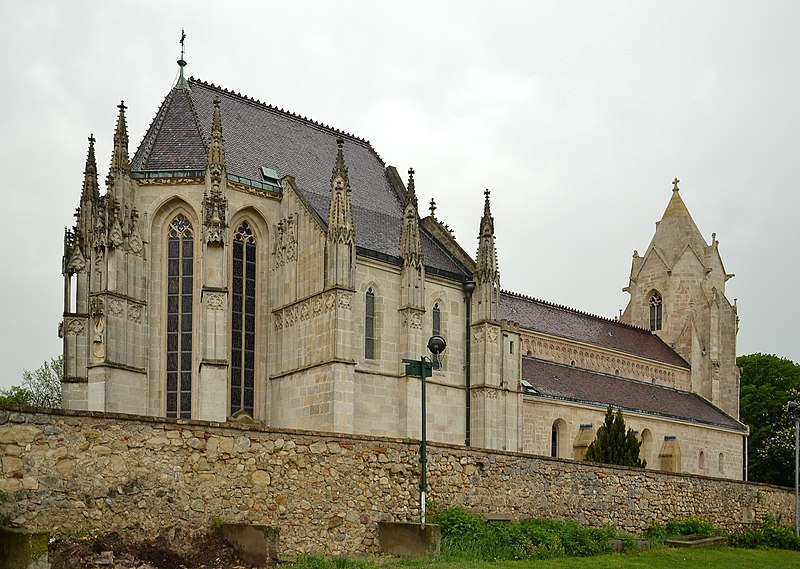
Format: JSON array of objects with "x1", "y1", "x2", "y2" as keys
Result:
[{"x1": 463, "y1": 280, "x2": 476, "y2": 446}]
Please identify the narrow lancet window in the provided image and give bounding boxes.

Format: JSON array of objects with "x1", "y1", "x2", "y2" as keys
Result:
[
  {"x1": 166, "y1": 214, "x2": 193, "y2": 418},
  {"x1": 432, "y1": 303, "x2": 442, "y2": 369},
  {"x1": 231, "y1": 221, "x2": 256, "y2": 417},
  {"x1": 649, "y1": 292, "x2": 663, "y2": 331},
  {"x1": 365, "y1": 288, "x2": 375, "y2": 359}
]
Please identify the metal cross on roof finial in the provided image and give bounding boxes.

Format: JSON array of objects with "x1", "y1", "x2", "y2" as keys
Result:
[
  {"x1": 484, "y1": 188, "x2": 491, "y2": 199},
  {"x1": 429, "y1": 198, "x2": 436, "y2": 218},
  {"x1": 408, "y1": 167, "x2": 414, "y2": 179},
  {"x1": 180, "y1": 29, "x2": 186, "y2": 60},
  {"x1": 88, "y1": 133, "x2": 96, "y2": 145},
  {"x1": 672, "y1": 177, "x2": 680, "y2": 191}
]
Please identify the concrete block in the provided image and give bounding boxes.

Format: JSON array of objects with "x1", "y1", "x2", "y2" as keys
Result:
[
  {"x1": 0, "y1": 527, "x2": 50, "y2": 569},
  {"x1": 220, "y1": 523, "x2": 279, "y2": 565},
  {"x1": 378, "y1": 522, "x2": 440, "y2": 557}
]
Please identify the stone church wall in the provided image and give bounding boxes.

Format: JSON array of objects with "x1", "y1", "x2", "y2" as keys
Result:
[{"x1": 0, "y1": 407, "x2": 789, "y2": 556}]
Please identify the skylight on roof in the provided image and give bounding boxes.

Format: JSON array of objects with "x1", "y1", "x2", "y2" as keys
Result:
[{"x1": 260, "y1": 166, "x2": 280, "y2": 188}]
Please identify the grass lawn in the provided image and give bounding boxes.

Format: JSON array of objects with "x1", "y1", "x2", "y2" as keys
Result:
[{"x1": 365, "y1": 547, "x2": 800, "y2": 569}]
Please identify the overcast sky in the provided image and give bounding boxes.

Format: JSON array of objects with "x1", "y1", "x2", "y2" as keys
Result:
[{"x1": 1, "y1": 1, "x2": 798, "y2": 389}]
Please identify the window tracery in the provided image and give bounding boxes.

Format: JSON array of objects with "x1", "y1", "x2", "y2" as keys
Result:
[
  {"x1": 231, "y1": 221, "x2": 256, "y2": 417},
  {"x1": 166, "y1": 214, "x2": 193, "y2": 418},
  {"x1": 649, "y1": 292, "x2": 663, "y2": 331}
]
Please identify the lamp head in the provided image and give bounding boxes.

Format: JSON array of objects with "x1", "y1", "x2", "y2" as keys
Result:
[{"x1": 427, "y1": 335, "x2": 447, "y2": 355}]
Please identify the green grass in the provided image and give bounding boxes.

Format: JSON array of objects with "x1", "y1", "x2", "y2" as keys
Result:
[{"x1": 288, "y1": 548, "x2": 800, "y2": 569}]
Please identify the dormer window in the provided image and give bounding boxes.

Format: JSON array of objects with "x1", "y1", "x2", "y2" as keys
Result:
[{"x1": 649, "y1": 292, "x2": 663, "y2": 331}]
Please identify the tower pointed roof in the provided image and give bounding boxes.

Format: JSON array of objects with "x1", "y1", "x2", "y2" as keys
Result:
[
  {"x1": 106, "y1": 101, "x2": 131, "y2": 186},
  {"x1": 399, "y1": 168, "x2": 423, "y2": 267},
  {"x1": 647, "y1": 178, "x2": 708, "y2": 268},
  {"x1": 475, "y1": 189, "x2": 499, "y2": 285},
  {"x1": 327, "y1": 138, "x2": 355, "y2": 244}
]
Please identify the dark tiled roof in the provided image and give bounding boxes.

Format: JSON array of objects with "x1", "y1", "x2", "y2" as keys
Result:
[
  {"x1": 522, "y1": 357, "x2": 744, "y2": 431},
  {"x1": 131, "y1": 79, "x2": 471, "y2": 278},
  {"x1": 501, "y1": 291, "x2": 689, "y2": 368}
]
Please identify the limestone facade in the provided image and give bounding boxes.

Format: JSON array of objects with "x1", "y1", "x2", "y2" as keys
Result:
[{"x1": 60, "y1": 68, "x2": 746, "y2": 481}]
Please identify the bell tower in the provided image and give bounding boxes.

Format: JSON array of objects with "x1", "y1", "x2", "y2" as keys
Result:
[{"x1": 620, "y1": 178, "x2": 740, "y2": 418}]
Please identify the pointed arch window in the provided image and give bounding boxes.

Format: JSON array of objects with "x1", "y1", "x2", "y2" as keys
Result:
[
  {"x1": 649, "y1": 292, "x2": 663, "y2": 331},
  {"x1": 231, "y1": 221, "x2": 256, "y2": 417},
  {"x1": 166, "y1": 214, "x2": 193, "y2": 418},
  {"x1": 365, "y1": 288, "x2": 376, "y2": 359},
  {"x1": 432, "y1": 303, "x2": 442, "y2": 369}
]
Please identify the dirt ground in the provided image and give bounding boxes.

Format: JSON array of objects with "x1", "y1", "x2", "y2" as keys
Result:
[{"x1": 48, "y1": 526, "x2": 270, "y2": 569}]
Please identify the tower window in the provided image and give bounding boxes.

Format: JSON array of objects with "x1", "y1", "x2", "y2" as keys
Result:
[
  {"x1": 649, "y1": 292, "x2": 663, "y2": 331},
  {"x1": 231, "y1": 221, "x2": 256, "y2": 417},
  {"x1": 166, "y1": 214, "x2": 193, "y2": 418},
  {"x1": 365, "y1": 288, "x2": 375, "y2": 359}
]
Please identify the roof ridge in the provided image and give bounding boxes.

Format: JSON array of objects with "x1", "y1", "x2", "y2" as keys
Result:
[
  {"x1": 500, "y1": 289, "x2": 650, "y2": 332},
  {"x1": 189, "y1": 77, "x2": 386, "y2": 166},
  {"x1": 132, "y1": 90, "x2": 175, "y2": 169}
]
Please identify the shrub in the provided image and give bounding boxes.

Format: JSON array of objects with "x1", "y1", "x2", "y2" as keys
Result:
[
  {"x1": 731, "y1": 516, "x2": 800, "y2": 550},
  {"x1": 665, "y1": 515, "x2": 718, "y2": 536},
  {"x1": 429, "y1": 506, "x2": 614, "y2": 561}
]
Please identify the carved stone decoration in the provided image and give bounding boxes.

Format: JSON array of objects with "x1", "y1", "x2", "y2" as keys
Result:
[
  {"x1": 90, "y1": 297, "x2": 106, "y2": 360},
  {"x1": 128, "y1": 209, "x2": 144, "y2": 256},
  {"x1": 487, "y1": 327, "x2": 499, "y2": 343},
  {"x1": 206, "y1": 293, "x2": 225, "y2": 311},
  {"x1": 337, "y1": 291, "x2": 353, "y2": 310},
  {"x1": 274, "y1": 214, "x2": 298, "y2": 267},
  {"x1": 67, "y1": 248, "x2": 87, "y2": 274},
  {"x1": 108, "y1": 206, "x2": 124, "y2": 249},
  {"x1": 136, "y1": 177, "x2": 203, "y2": 186},
  {"x1": 273, "y1": 291, "x2": 344, "y2": 329},
  {"x1": 203, "y1": 190, "x2": 228, "y2": 244},
  {"x1": 127, "y1": 303, "x2": 143, "y2": 323},
  {"x1": 109, "y1": 299, "x2": 124, "y2": 317},
  {"x1": 65, "y1": 318, "x2": 86, "y2": 336},
  {"x1": 401, "y1": 310, "x2": 423, "y2": 329}
]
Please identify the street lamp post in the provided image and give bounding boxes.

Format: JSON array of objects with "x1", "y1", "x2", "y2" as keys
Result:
[
  {"x1": 788, "y1": 400, "x2": 800, "y2": 537},
  {"x1": 403, "y1": 335, "x2": 446, "y2": 525}
]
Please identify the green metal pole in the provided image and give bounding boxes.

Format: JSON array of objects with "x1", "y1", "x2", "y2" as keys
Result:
[{"x1": 420, "y1": 355, "x2": 427, "y2": 524}]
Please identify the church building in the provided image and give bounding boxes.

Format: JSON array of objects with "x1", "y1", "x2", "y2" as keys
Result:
[{"x1": 60, "y1": 56, "x2": 746, "y2": 479}]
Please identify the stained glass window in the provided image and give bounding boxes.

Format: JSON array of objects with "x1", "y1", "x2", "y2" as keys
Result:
[
  {"x1": 167, "y1": 214, "x2": 193, "y2": 418},
  {"x1": 365, "y1": 288, "x2": 375, "y2": 359},
  {"x1": 231, "y1": 221, "x2": 256, "y2": 416}
]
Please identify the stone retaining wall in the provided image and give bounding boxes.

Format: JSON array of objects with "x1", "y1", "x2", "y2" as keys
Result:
[{"x1": 0, "y1": 407, "x2": 793, "y2": 555}]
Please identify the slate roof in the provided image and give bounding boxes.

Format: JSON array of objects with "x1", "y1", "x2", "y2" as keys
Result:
[
  {"x1": 131, "y1": 79, "x2": 471, "y2": 279},
  {"x1": 500, "y1": 291, "x2": 689, "y2": 369},
  {"x1": 522, "y1": 357, "x2": 745, "y2": 431}
]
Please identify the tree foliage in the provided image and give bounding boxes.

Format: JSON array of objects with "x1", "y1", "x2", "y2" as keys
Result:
[
  {"x1": 739, "y1": 353, "x2": 800, "y2": 486},
  {"x1": 0, "y1": 356, "x2": 62, "y2": 408},
  {"x1": 584, "y1": 406, "x2": 646, "y2": 468}
]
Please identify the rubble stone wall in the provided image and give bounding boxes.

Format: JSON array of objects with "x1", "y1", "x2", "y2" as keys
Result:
[{"x1": 0, "y1": 407, "x2": 792, "y2": 555}]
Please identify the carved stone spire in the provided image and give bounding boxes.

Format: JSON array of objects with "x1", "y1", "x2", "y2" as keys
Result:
[
  {"x1": 399, "y1": 168, "x2": 423, "y2": 268},
  {"x1": 400, "y1": 168, "x2": 425, "y2": 311},
  {"x1": 474, "y1": 189, "x2": 500, "y2": 321},
  {"x1": 475, "y1": 189, "x2": 499, "y2": 285},
  {"x1": 76, "y1": 134, "x2": 100, "y2": 251},
  {"x1": 106, "y1": 101, "x2": 130, "y2": 188},
  {"x1": 325, "y1": 138, "x2": 355, "y2": 289},
  {"x1": 203, "y1": 98, "x2": 227, "y2": 244},
  {"x1": 327, "y1": 138, "x2": 355, "y2": 245},
  {"x1": 82, "y1": 134, "x2": 100, "y2": 202}
]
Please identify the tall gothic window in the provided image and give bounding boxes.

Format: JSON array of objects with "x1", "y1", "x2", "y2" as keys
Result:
[
  {"x1": 166, "y1": 214, "x2": 193, "y2": 418},
  {"x1": 231, "y1": 221, "x2": 256, "y2": 417},
  {"x1": 432, "y1": 303, "x2": 442, "y2": 369},
  {"x1": 365, "y1": 288, "x2": 375, "y2": 359},
  {"x1": 649, "y1": 292, "x2": 663, "y2": 331}
]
